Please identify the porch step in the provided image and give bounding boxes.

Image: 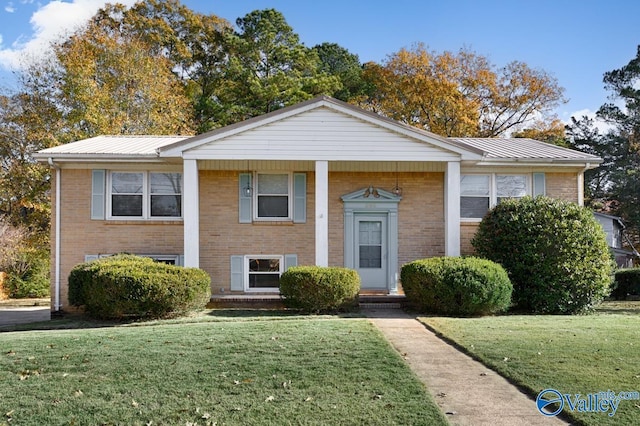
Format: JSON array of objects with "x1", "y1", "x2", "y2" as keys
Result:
[
  {"x1": 358, "y1": 294, "x2": 407, "y2": 309},
  {"x1": 208, "y1": 294, "x2": 407, "y2": 310},
  {"x1": 208, "y1": 295, "x2": 284, "y2": 309}
]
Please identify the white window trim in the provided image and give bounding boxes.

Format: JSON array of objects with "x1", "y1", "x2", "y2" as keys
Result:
[
  {"x1": 253, "y1": 172, "x2": 293, "y2": 221},
  {"x1": 461, "y1": 173, "x2": 531, "y2": 222},
  {"x1": 107, "y1": 171, "x2": 183, "y2": 221},
  {"x1": 244, "y1": 254, "x2": 283, "y2": 292}
]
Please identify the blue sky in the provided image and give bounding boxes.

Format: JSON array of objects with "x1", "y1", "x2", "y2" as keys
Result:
[{"x1": 1, "y1": 0, "x2": 638, "y2": 125}]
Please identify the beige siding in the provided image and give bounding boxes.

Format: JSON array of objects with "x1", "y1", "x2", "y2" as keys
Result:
[{"x1": 187, "y1": 108, "x2": 459, "y2": 161}]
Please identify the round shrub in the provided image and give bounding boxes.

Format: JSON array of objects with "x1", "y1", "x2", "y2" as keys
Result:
[
  {"x1": 279, "y1": 266, "x2": 360, "y2": 313},
  {"x1": 69, "y1": 254, "x2": 211, "y2": 319},
  {"x1": 401, "y1": 256, "x2": 512, "y2": 316},
  {"x1": 472, "y1": 196, "x2": 613, "y2": 314}
]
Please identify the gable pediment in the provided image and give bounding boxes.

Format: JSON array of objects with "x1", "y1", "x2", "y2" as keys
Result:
[
  {"x1": 160, "y1": 97, "x2": 483, "y2": 162},
  {"x1": 341, "y1": 186, "x2": 401, "y2": 203}
]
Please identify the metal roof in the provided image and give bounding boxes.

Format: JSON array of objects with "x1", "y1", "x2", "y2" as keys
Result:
[
  {"x1": 34, "y1": 135, "x2": 190, "y2": 159},
  {"x1": 32, "y1": 99, "x2": 602, "y2": 167},
  {"x1": 449, "y1": 137, "x2": 602, "y2": 163}
]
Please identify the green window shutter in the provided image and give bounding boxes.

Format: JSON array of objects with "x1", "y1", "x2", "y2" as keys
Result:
[
  {"x1": 230, "y1": 255, "x2": 244, "y2": 291},
  {"x1": 533, "y1": 173, "x2": 546, "y2": 197},
  {"x1": 91, "y1": 170, "x2": 106, "y2": 220},
  {"x1": 284, "y1": 254, "x2": 298, "y2": 271},
  {"x1": 239, "y1": 173, "x2": 252, "y2": 223},
  {"x1": 293, "y1": 173, "x2": 306, "y2": 223}
]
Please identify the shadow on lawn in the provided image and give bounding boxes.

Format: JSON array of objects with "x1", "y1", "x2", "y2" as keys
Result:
[
  {"x1": 0, "y1": 307, "x2": 368, "y2": 333},
  {"x1": 595, "y1": 300, "x2": 640, "y2": 315}
]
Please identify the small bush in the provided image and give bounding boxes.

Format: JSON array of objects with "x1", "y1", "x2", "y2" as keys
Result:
[
  {"x1": 612, "y1": 269, "x2": 640, "y2": 300},
  {"x1": 472, "y1": 196, "x2": 613, "y2": 314},
  {"x1": 279, "y1": 266, "x2": 360, "y2": 313},
  {"x1": 68, "y1": 254, "x2": 211, "y2": 319},
  {"x1": 401, "y1": 256, "x2": 512, "y2": 316}
]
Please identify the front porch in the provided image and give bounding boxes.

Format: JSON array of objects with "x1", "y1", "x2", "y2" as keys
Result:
[{"x1": 208, "y1": 293, "x2": 408, "y2": 309}]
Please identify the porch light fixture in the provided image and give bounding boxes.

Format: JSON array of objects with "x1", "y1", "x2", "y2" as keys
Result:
[
  {"x1": 392, "y1": 162, "x2": 403, "y2": 196},
  {"x1": 243, "y1": 160, "x2": 253, "y2": 196}
]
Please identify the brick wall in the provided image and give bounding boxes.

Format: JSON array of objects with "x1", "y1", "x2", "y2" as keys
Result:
[
  {"x1": 546, "y1": 172, "x2": 579, "y2": 202},
  {"x1": 54, "y1": 169, "x2": 183, "y2": 310},
  {"x1": 52, "y1": 168, "x2": 580, "y2": 307}
]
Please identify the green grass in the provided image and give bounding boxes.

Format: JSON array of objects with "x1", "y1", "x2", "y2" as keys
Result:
[
  {"x1": 420, "y1": 302, "x2": 640, "y2": 425},
  {"x1": 0, "y1": 313, "x2": 447, "y2": 425}
]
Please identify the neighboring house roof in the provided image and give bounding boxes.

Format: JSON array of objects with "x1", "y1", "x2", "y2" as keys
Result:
[
  {"x1": 34, "y1": 96, "x2": 602, "y2": 168},
  {"x1": 594, "y1": 211, "x2": 626, "y2": 229}
]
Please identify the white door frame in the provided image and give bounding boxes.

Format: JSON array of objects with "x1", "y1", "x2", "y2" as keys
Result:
[{"x1": 342, "y1": 187, "x2": 400, "y2": 294}]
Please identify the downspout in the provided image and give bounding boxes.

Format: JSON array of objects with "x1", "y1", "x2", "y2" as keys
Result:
[{"x1": 48, "y1": 158, "x2": 61, "y2": 311}]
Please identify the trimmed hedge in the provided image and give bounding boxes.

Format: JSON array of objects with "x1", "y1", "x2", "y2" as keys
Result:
[
  {"x1": 612, "y1": 268, "x2": 640, "y2": 300},
  {"x1": 69, "y1": 254, "x2": 211, "y2": 319},
  {"x1": 401, "y1": 256, "x2": 513, "y2": 316},
  {"x1": 472, "y1": 196, "x2": 613, "y2": 314},
  {"x1": 279, "y1": 266, "x2": 360, "y2": 313}
]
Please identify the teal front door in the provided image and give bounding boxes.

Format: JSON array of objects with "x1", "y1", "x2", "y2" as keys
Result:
[{"x1": 355, "y1": 215, "x2": 388, "y2": 290}]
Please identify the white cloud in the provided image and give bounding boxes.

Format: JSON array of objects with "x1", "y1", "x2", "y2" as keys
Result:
[
  {"x1": 563, "y1": 108, "x2": 615, "y2": 134},
  {"x1": 0, "y1": 0, "x2": 137, "y2": 71},
  {"x1": 5, "y1": 3, "x2": 16, "y2": 13}
]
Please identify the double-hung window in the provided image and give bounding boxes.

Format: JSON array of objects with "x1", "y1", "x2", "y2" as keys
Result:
[
  {"x1": 461, "y1": 174, "x2": 531, "y2": 219},
  {"x1": 255, "y1": 173, "x2": 291, "y2": 220},
  {"x1": 496, "y1": 175, "x2": 528, "y2": 204},
  {"x1": 461, "y1": 175, "x2": 491, "y2": 219},
  {"x1": 246, "y1": 255, "x2": 283, "y2": 291},
  {"x1": 109, "y1": 172, "x2": 182, "y2": 219}
]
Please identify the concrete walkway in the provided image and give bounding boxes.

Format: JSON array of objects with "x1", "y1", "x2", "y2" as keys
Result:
[{"x1": 364, "y1": 308, "x2": 568, "y2": 426}]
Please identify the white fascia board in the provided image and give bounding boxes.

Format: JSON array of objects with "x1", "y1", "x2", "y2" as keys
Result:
[
  {"x1": 473, "y1": 159, "x2": 602, "y2": 169},
  {"x1": 33, "y1": 154, "x2": 170, "y2": 163}
]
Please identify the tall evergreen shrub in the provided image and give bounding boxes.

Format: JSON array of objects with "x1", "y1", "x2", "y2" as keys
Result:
[{"x1": 472, "y1": 196, "x2": 612, "y2": 314}]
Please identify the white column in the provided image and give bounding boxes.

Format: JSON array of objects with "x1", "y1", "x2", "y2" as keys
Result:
[
  {"x1": 315, "y1": 160, "x2": 329, "y2": 266},
  {"x1": 445, "y1": 161, "x2": 461, "y2": 256},
  {"x1": 577, "y1": 171, "x2": 585, "y2": 206},
  {"x1": 183, "y1": 159, "x2": 200, "y2": 267}
]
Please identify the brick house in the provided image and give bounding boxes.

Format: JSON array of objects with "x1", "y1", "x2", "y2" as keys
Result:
[{"x1": 35, "y1": 96, "x2": 601, "y2": 312}]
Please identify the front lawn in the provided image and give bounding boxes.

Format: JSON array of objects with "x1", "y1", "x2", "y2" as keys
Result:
[
  {"x1": 0, "y1": 314, "x2": 447, "y2": 425},
  {"x1": 421, "y1": 302, "x2": 640, "y2": 425}
]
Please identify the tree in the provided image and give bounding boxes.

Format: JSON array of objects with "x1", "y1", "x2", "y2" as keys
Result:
[
  {"x1": 218, "y1": 9, "x2": 340, "y2": 125},
  {"x1": 312, "y1": 42, "x2": 367, "y2": 102},
  {"x1": 512, "y1": 119, "x2": 567, "y2": 146},
  {"x1": 358, "y1": 44, "x2": 565, "y2": 137},
  {"x1": 110, "y1": 0, "x2": 232, "y2": 133},
  {"x1": 46, "y1": 7, "x2": 195, "y2": 139},
  {"x1": 566, "y1": 46, "x2": 640, "y2": 241}
]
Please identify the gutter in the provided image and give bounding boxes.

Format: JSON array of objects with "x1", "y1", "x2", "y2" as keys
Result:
[{"x1": 48, "y1": 158, "x2": 62, "y2": 311}]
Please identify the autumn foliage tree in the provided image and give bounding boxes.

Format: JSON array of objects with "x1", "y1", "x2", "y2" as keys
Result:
[{"x1": 359, "y1": 44, "x2": 565, "y2": 137}]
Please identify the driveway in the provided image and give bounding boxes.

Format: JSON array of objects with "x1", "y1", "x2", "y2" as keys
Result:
[{"x1": 0, "y1": 306, "x2": 50, "y2": 328}]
